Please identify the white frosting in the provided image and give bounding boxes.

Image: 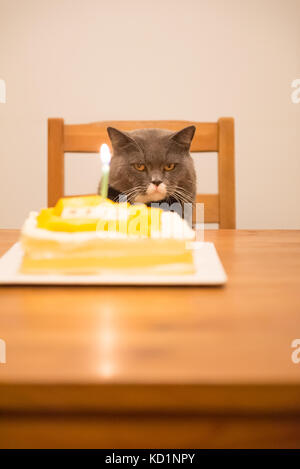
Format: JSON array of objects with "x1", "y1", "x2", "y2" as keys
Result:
[
  {"x1": 160, "y1": 212, "x2": 194, "y2": 240},
  {"x1": 61, "y1": 203, "x2": 128, "y2": 221},
  {"x1": 21, "y1": 210, "x2": 195, "y2": 242}
]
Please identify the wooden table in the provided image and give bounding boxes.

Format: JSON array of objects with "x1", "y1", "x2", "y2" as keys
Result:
[{"x1": 0, "y1": 229, "x2": 300, "y2": 449}]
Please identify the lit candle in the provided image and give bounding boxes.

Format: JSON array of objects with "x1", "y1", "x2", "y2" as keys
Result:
[{"x1": 100, "y1": 144, "x2": 111, "y2": 200}]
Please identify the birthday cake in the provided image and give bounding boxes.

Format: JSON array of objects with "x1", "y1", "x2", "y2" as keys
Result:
[{"x1": 20, "y1": 195, "x2": 195, "y2": 275}]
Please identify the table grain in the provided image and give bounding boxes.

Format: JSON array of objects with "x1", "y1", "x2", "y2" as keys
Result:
[{"x1": 1, "y1": 229, "x2": 300, "y2": 448}]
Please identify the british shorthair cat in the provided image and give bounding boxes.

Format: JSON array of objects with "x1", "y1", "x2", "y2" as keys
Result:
[{"x1": 100, "y1": 126, "x2": 196, "y2": 209}]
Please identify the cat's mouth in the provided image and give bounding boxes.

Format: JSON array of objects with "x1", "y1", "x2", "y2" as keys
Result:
[{"x1": 134, "y1": 182, "x2": 167, "y2": 203}]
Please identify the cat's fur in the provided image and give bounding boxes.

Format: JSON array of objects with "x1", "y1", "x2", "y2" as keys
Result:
[{"x1": 100, "y1": 126, "x2": 196, "y2": 208}]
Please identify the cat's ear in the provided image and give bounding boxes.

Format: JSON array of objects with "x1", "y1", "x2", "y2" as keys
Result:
[
  {"x1": 107, "y1": 127, "x2": 135, "y2": 150},
  {"x1": 170, "y1": 126, "x2": 196, "y2": 150}
]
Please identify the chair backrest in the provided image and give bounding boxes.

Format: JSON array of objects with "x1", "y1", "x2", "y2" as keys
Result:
[{"x1": 48, "y1": 118, "x2": 235, "y2": 228}]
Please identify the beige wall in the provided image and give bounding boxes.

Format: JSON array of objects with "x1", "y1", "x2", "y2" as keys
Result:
[{"x1": 0, "y1": 0, "x2": 299, "y2": 229}]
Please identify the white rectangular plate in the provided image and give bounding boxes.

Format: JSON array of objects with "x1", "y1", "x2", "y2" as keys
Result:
[{"x1": 0, "y1": 242, "x2": 227, "y2": 286}]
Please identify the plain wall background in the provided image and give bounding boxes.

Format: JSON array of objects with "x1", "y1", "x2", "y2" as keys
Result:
[{"x1": 0, "y1": 0, "x2": 299, "y2": 229}]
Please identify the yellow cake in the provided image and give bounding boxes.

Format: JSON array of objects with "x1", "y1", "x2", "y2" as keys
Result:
[{"x1": 20, "y1": 195, "x2": 195, "y2": 275}]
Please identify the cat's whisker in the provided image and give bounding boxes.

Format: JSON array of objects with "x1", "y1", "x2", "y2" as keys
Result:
[
  {"x1": 172, "y1": 190, "x2": 194, "y2": 204},
  {"x1": 123, "y1": 186, "x2": 144, "y2": 192},
  {"x1": 168, "y1": 184, "x2": 195, "y2": 204},
  {"x1": 121, "y1": 188, "x2": 144, "y2": 197},
  {"x1": 173, "y1": 185, "x2": 194, "y2": 197},
  {"x1": 169, "y1": 185, "x2": 192, "y2": 198},
  {"x1": 169, "y1": 194, "x2": 182, "y2": 206},
  {"x1": 122, "y1": 186, "x2": 146, "y2": 195},
  {"x1": 176, "y1": 194, "x2": 194, "y2": 203},
  {"x1": 118, "y1": 186, "x2": 148, "y2": 203}
]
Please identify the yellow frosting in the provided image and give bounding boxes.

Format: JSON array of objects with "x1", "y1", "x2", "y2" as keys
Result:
[
  {"x1": 37, "y1": 195, "x2": 162, "y2": 236},
  {"x1": 53, "y1": 194, "x2": 107, "y2": 216}
]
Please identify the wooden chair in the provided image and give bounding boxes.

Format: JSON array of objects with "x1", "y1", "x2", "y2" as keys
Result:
[{"x1": 48, "y1": 118, "x2": 235, "y2": 228}]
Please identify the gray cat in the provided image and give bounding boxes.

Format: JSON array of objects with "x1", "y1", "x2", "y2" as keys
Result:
[{"x1": 100, "y1": 126, "x2": 196, "y2": 208}]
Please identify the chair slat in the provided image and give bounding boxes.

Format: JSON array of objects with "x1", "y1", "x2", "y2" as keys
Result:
[
  {"x1": 194, "y1": 194, "x2": 219, "y2": 224},
  {"x1": 218, "y1": 118, "x2": 236, "y2": 228},
  {"x1": 48, "y1": 119, "x2": 64, "y2": 208},
  {"x1": 64, "y1": 121, "x2": 218, "y2": 153}
]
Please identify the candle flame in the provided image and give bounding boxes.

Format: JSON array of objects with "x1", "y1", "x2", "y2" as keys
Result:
[{"x1": 100, "y1": 143, "x2": 111, "y2": 165}]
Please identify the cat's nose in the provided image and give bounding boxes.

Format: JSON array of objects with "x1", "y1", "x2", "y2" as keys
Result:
[{"x1": 152, "y1": 179, "x2": 163, "y2": 186}]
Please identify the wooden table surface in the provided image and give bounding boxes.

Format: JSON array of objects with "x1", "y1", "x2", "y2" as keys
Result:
[{"x1": 1, "y1": 229, "x2": 300, "y2": 448}]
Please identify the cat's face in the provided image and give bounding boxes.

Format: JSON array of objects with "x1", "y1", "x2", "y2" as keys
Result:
[{"x1": 107, "y1": 126, "x2": 196, "y2": 205}]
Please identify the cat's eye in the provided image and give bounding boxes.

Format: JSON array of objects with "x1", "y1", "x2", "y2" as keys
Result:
[
  {"x1": 164, "y1": 163, "x2": 176, "y2": 171},
  {"x1": 134, "y1": 163, "x2": 145, "y2": 171}
]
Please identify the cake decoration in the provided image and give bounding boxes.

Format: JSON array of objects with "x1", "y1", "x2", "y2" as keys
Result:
[{"x1": 20, "y1": 195, "x2": 195, "y2": 275}]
